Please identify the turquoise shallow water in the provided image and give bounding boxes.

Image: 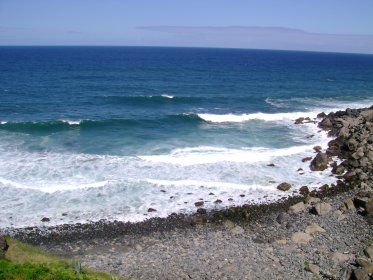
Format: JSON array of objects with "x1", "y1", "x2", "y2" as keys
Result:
[{"x1": 0, "y1": 47, "x2": 373, "y2": 228}]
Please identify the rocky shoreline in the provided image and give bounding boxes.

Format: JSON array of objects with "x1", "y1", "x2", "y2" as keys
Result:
[{"x1": 2, "y1": 106, "x2": 373, "y2": 279}]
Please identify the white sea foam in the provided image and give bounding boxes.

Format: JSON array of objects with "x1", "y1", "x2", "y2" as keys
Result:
[
  {"x1": 0, "y1": 176, "x2": 108, "y2": 193},
  {"x1": 264, "y1": 97, "x2": 286, "y2": 108},
  {"x1": 197, "y1": 112, "x2": 318, "y2": 123},
  {"x1": 61, "y1": 119, "x2": 82, "y2": 125},
  {"x1": 264, "y1": 96, "x2": 373, "y2": 113},
  {"x1": 0, "y1": 121, "x2": 7, "y2": 125},
  {"x1": 0, "y1": 111, "x2": 337, "y2": 228},
  {"x1": 140, "y1": 145, "x2": 314, "y2": 166},
  {"x1": 161, "y1": 94, "x2": 174, "y2": 99},
  {"x1": 146, "y1": 178, "x2": 275, "y2": 191}
]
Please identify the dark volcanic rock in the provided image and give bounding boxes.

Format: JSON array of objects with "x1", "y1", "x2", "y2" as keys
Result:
[
  {"x1": 302, "y1": 157, "x2": 312, "y2": 162},
  {"x1": 317, "y1": 112, "x2": 327, "y2": 118},
  {"x1": 295, "y1": 117, "x2": 305, "y2": 124},
  {"x1": 299, "y1": 186, "x2": 310, "y2": 195},
  {"x1": 41, "y1": 217, "x2": 50, "y2": 222},
  {"x1": 313, "y1": 145, "x2": 322, "y2": 153},
  {"x1": 194, "y1": 201, "x2": 204, "y2": 207},
  {"x1": 147, "y1": 208, "x2": 157, "y2": 212},
  {"x1": 310, "y1": 152, "x2": 329, "y2": 171},
  {"x1": 277, "y1": 182, "x2": 291, "y2": 191},
  {"x1": 196, "y1": 208, "x2": 207, "y2": 214},
  {"x1": 332, "y1": 164, "x2": 345, "y2": 175},
  {"x1": 318, "y1": 117, "x2": 333, "y2": 129},
  {"x1": 319, "y1": 184, "x2": 329, "y2": 192}
]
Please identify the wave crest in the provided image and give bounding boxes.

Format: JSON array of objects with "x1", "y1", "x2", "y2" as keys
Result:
[
  {"x1": 140, "y1": 145, "x2": 313, "y2": 165},
  {"x1": 197, "y1": 112, "x2": 317, "y2": 123}
]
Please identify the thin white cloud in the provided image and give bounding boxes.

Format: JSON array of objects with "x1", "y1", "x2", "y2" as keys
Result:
[{"x1": 138, "y1": 26, "x2": 373, "y2": 54}]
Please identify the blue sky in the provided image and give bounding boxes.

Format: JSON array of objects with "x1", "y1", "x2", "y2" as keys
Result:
[{"x1": 1, "y1": 0, "x2": 373, "y2": 53}]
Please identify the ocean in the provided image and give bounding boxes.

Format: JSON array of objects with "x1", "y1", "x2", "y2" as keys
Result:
[{"x1": 1, "y1": 46, "x2": 373, "y2": 228}]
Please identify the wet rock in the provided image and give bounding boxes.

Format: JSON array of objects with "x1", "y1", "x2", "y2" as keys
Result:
[
  {"x1": 267, "y1": 163, "x2": 275, "y2": 167},
  {"x1": 0, "y1": 235, "x2": 8, "y2": 259},
  {"x1": 313, "y1": 146, "x2": 322, "y2": 153},
  {"x1": 299, "y1": 186, "x2": 309, "y2": 195},
  {"x1": 318, "y1": 117, "x2": 332, "y2": 129},
  {"x1": 194, "y1": 201, "x2": 204, "y2": 207},
  {"x1": 295, "y1": 117, "x2": 305, "y2": 124},
  {"x1": 319, "y1": 184, "x2": 329, "y2": 192},
  {"x1": 302, "y1": 157, "x2": 312, "y2": 162},
  {"x1": 41, "y1": 217, "x2": 50, "y2": 222},
  {"x1": 277, "y1": 182, "x2": 291, "y2": 191},
  {"x1": 197, "y1": 208, "x2": 207, "y2": 214},
  {"x1": 317, "y1": 112, "x2": 327, "y2": 118},
  {"x1": 147, "y1": 208, "x2": 157, "y2": 212},
  {"x1": 214, "y1": 199, "x2": 222, "y2": 204},
  {"x1": 291, "y1": 232, "x2": 312, "y2": 244},
  {"x1": 310, "y1": 152, "x2": 329, "y2": 171},
  {"x1": 332, "y1": 164, "x2": 345, "y2": 175}
]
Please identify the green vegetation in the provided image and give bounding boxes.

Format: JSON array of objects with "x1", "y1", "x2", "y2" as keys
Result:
[
  {"x1": 0, "y1": 237, "x2": 113, "y2": 280},
  {"x1": 304, "y1": 259, "x2": 310, "y2": 270}
]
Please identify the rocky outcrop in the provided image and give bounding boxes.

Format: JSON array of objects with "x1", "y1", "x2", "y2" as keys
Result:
[
  {"x1": 315, "y1": 107, "x2": 373, "y2": 279},
  {"x1": 310, "y1": 152, "x2": 329, "y2": 171},
  {"x1": 316, "y1": 106, "x2": 373, "y2": 189}
]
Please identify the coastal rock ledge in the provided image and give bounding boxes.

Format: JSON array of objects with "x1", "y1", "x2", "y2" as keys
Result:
[{"x1": 317, "y1": 106, "x2": 373, "y2": 189}]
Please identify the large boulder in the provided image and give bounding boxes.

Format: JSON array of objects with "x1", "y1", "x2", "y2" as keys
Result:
[
  {"x1": 277, "y1": 182, "x2": 291, "y2": 191},
  {"x1": 312, "y1": 202, "x2": 333, "y2": 215},
  {"x1": 318, "y1": 117, "x2": 332, "y2": 130},
  {"x1": 310, "y1": 152, "x2": 329, "y2": 171},
  {"x1": 291, "y1": 232, "x2": 312, "y2": 244},
  {"x1": 288, "y1": 202, "x2": 305, "y2": 214}
]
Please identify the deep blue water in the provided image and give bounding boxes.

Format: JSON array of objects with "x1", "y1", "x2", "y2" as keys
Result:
[{"x1": 0, "y1": 47, "x2": 372, "y2": 227}]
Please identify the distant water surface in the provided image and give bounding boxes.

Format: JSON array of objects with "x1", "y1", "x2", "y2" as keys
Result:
[{"x1": 0, "y1": 47, "x2": 373, "y2": 227}]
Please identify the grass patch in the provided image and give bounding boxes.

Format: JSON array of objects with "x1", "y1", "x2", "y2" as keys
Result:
[{"x1": 1, "y1": 237, "x2": 113, "y2": 280}]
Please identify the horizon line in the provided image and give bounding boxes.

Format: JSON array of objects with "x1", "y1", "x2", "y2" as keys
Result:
[{"x1": 0, "y1": 44, "x2": 373, "y2": 56}]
